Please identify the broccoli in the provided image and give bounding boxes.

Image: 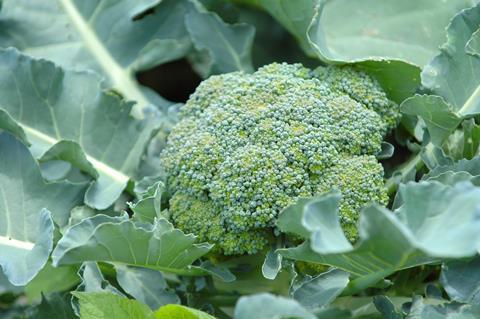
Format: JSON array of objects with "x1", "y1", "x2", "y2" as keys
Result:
[{"x1": 160, "y1": 63, "x2": 398, "y2": 255}]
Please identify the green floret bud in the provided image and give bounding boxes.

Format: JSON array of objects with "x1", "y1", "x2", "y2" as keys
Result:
[
  {"x1": 161, "y1": 62, "x2": 398, "y2": 255},
  {"x1": 169, "y1": 193, "x2": 270, "y2": 255},
  {"x1": 312, "y1": 65, "x2": 400, "y2": 131}
]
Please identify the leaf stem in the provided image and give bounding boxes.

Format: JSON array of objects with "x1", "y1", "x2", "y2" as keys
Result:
[{"x1": 385, "y1": 142, "x2": 434, "y2": 195}]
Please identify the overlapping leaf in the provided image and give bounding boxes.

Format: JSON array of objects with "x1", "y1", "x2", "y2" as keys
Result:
[
  {"x1": 441, "y1": 257, "x2": 480, "y2": 305},
  {"x1": 73, "y1": 292, "x2": 154, "y2": 319},
  {"x1": 0, "y1": 0, "x2": 255, "y2": 117},
  {"x1": 115, "y1": 265, "x2": 179, "y2": 310},
  {"x1": 291, "y1": 269, "x2": 350, "y2": 310},
  {"x1": 0, "y1": 133, "x2": 85, "y2": 286},
  {"x1": 234, "y1": 0, "x2": 477, "y2": 103},
  {"x1": 402, "y1": 4, "x2": 480, "y2": 147},
  {"x1": 307, "y1": 0, "x2": 476, "y2": 66},
  {"x1": 0, "y1": 0, "x2": 191, "y2": 114},
  {"x1": 0, "y1": 49, "x2": 160, "y2": 209},
  {"x1": 278, "y1": 181, "x2": 480, "y2": 290},
  {"x1": 52, "y1": 214, "x2": 212, "y2": 273},
  {"x1": 73, "y1": 292, "x2": 215, "y2": 319},
  {"x1": 234, "y1": 293, "x2": 316, "y2": 319}
]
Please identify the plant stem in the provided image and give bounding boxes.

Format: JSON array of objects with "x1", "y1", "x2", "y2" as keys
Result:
[{"x1": 385, "y1": 142, "x2": 434, "y2": 195}]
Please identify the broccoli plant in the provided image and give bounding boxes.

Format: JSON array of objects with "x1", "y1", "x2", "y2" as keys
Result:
[{"x1": 1, "y1": 1, "x2": 480, "y2": 319}]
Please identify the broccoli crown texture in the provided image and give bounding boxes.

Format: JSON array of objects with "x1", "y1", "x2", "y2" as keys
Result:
[{"x1": 160, "y1": 63, "x2": 398, "y2": 255}]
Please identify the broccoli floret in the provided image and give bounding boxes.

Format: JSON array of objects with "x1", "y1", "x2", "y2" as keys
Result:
[{"x1": 160, "y1": 62, "x2": 398, "y2": 255}]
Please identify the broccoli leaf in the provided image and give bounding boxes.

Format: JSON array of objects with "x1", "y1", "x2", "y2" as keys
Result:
[
  {"x1": 0, "y1": 0, "x2": 256, "y2": 116},
  {"x1": 186, "y1": 8, "x2": 255, "y2": 77},
  {"x1": 0, "y1": 133, "x2": 85, "y2": 286},
  {"x1": 0, "y1": 49, "x2": 161, "y2": 209},
  {"x1": 73, "y1": 291, "x2": 216, "y2": 319},
  {"x1": 307, "y1": 0, "x2": 477, "y2": 67},
  {"x1": 0, "y1": 0, "x2": 192, "y2": 115},
  {"x1": 402, "y1": 4, "x2": 480, "y2": 148},
  {"x1": 25, "y1": 262, "x2": 79, "y2": 302},
  {"x1": 115, "y1": 265, "x2": 180, "y2": 310},
  {"x1": 239, "y1": 0, "x2": 476, "y2": 66},
  {"x1": 234, "y1": 293, "x2": 316, "y2": 319},
  {"x1": 52, "y1": 215, "x2": 213, "y2": 273},
  {"x1": 291, "y1": 268, "x2": 350, "y2": 310},
  {"x1": 73, "y1": 292, "x2": 154, "y2": 319},
  {"x1": 407, "y1": 296, "x2": 480, "y2": 318},
  {"x1": 278, "y1": 181, "x2": 480, "y2": 291},
  {"x1": 27, "y1": 293, "x2": 77, "y2": 319},
  {"x1": 441, "y1": 257, "x2": 480, "y2": 305},
  {"x1": 155, "y1": 304, "x2": 216, "y2": 319}
]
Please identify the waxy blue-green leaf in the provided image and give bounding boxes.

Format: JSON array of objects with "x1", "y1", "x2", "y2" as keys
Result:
[
  {"x1": 307, "y1": 0, "x2": 477, "y2": 67},
  {"x1": 0, "y1": 0, "x2": 193, "y2": 115},
  {"x1": 52, "y1": 215, "x2": 212, "y2": 273},
  {"x1": 401, "y1": 95, "x2": 462, "y2": 147},
  {"x1": 27, "y1": 293, "x2": 77, "y2": 319},
  {"x1": 402, "y1": 4, "x2": 480, "y2": 149},
  {"x1": 291, "y1": 269, "x2": 349, "y2": 310},
  {"x1": 373, "y1": 296, "x2": 403, "y2": 319},
  {"x1": 407, "y1": 296, "x2": 480, "y2": 318},
  {"x1": 186, "y1": 7, "x2": 254, "y2": 77},
  {"x1": 422, "y1": 4, "x2": 480, "y2": 117},
  {"x1": 0, "y1": 109, "x2": 29, "y2": 146},
  {"x1": 441, "y1": 257, "x2": 480, "y2": 305},
  {"x1": 115, "y1": 265, "x2": 179, "y2": 310},
  {"x1": 424, "y1": 156, "x2": 480, "y2": 180},
  {"x1": 0, "y1": 133, "x2": 85, "y2": 286},
  {"x1": 261, "y1": 250, "x2": 282, "y2": 280},
  {"x1": 278, "y1": 181, "x2": 480, "y2": 291},
  {"x1": 0, "y1": 49, "x2": 160, "y2": 209},
  {"x1": 69, "y1": 263, "x2": 127, "y2": 316},
  {"x1": 130, "y1": 181, "x2": 165, "y2": 223},
  {"x1": 25, "y1": 262, "x2": 79, "y2": 301},
  {"x1": 234, "y1": 0, "x2": 425, "y2": 102},
  {"x1": 0, "y1": 0, "x2": 256, "y2": 115},
  {"x1": 234, "y1": 293, "x2": 316, "y2": 319},
  {"x1": 75, "y1": 262, "x2": 124, "y2": 297}
]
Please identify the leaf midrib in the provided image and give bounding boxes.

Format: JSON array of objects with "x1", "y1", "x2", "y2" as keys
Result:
[
  {"x1": 0, "y1": 235, "x2": 35, "y2": 250},
  {"x1": 21, "y1": 124, "x2": 129, "y2": 184},
  {"x1": 57, "y1": 0, "x2": 148, "y2": 118}
]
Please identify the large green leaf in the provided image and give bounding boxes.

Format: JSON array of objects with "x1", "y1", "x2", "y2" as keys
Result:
[
  {"x1": 186, "y1": 7, "x2": 254, "y2": 77},
  {"x1": 73, "y1": 292, "x2": 154, "y2": 319},
  {"x1": 407, "y1": 296, "x2": 480, "y2": 318},
  {"x1": 26, "y1": 293, "x2": 76, "y2": 319},
  {"x1": 74, "y1": 292, "x2": 217, "y2": 319},
  {"x1": 115, "y1": 265, "x2": 179, "y2": 310},
  {"x1": 52, "y1": 215, "x2": 212, "y2": 273},
  {"x1": 25, "y1": 262, "x2": 79, "y2": 301},
  {"x1": 0, "y1": 49, "x2": 160, "y2": 209},
  {"x1": 0, "y1": 133, "x2": 85, "y2": 286},
  {"x1": 278, "y1": 181, "x2": 480, "y2": 291},
  {"x1": 0, "y1": 0, "x2": 255, "y2": 116},
  {"x1": 291, "y1": 269, "x2": 349, "y2": 310},
  {"x1": 440, "y1": 257, "x2": 480, "y2": 305},
  {"x1": 234, "y1": 0, "x2": 425, "y2": 102},
  {"x1": 308, "y1": 0, "x2": 476, "y2": 66},
  {"x1": 402, "y1": 4, "x2": 480, "y2": 147},
  {"x1": 0, "y1": 0, "x2": 192, "y2": 115},
  {"x1": 155, "y1": 304, "x2": 216, "y2": 319},
  {"x1": 234, "y1": 293, "x2": 316, "y2": 319}
]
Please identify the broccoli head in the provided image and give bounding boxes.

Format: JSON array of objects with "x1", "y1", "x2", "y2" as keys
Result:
[{"x1": 160, "y1": 63, "x2": 398, "y2": 255}]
